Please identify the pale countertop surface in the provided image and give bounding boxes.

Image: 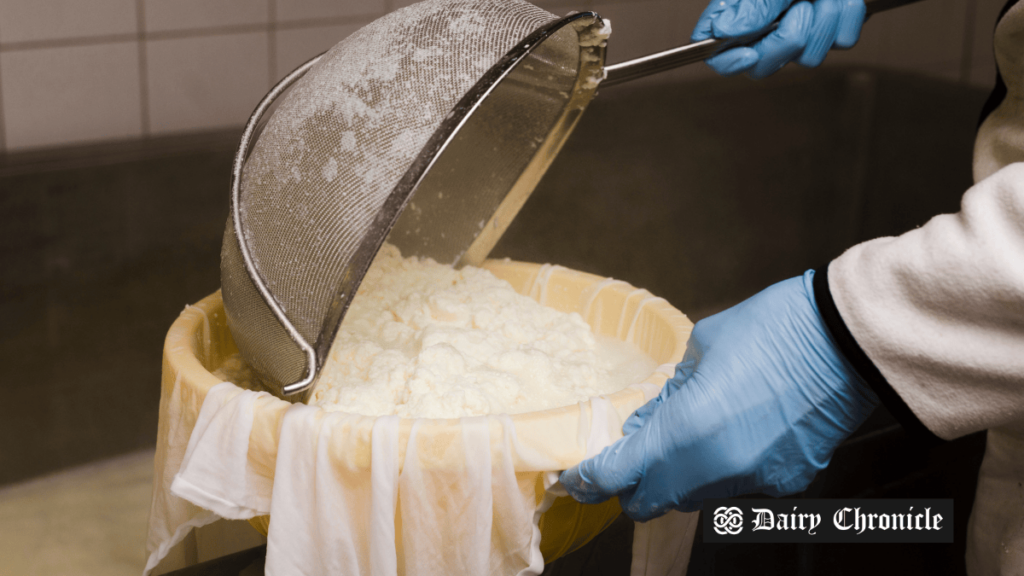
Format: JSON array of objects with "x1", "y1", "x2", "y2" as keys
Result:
[{"x1": 0, "y1": 449, "x2": 154, "y2": 576}]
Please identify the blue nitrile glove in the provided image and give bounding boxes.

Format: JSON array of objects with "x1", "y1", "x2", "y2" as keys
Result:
[
  {"x1": 693, "y1": 0, "x2": 866, "y2": 78},
  {"x1": 560, "y1": 270, "x2": 879, "y2": 521}
]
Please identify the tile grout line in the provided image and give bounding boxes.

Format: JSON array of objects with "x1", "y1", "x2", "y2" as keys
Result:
[
  {"x1": 0, "y1": 42, "x2": 6, "y2": 153},
  {"x1": 0, "y1": 16, "x2": 378, "y2": 54},
  {"x1": 0, "y1": 34, "x2": 138, "y2": 52},
  {"x1": 135, "y1": 23, "x2": 267, "y2": 41},
  {"x1": 273, "y1": 15, "x2": 380, "y2": 31},
  {"x1": 268, "y1": 0, "x2": 277, "y2": 86},
  {"x1": 136, "y1": 0, "x2": 150, "y2": 137}
]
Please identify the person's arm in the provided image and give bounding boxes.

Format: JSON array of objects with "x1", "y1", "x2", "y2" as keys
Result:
[
  {"x1": 692, "y1": 0, "x2": 866, "y2": 78},
  {"x1": 559, "y1": 161, "x2": 1024, "y2": 519},
  {"x1": 559, "y1": 0, "x2": 1024, "y2": 521},
  {"x1": 560, "y1": 269, "x2": 881, "y2": 521},
  {"x1": 828, "y1": 162, "x2": 1024, "y2": 440},
  {"x1": 830, "y1": 0, "x2": 1024, "y2": 440}
]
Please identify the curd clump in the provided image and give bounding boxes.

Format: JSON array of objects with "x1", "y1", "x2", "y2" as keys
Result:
[{"x1": 308, "y1": 244, "x2": 654, "y2": 418}]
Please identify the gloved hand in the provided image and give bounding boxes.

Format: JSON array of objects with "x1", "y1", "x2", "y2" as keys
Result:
[
  {"x1": 693, "y1": 0, "x2": 866, "y2": 78},
  {"x1": 560, "y1": 270, "x2": 879, "y2": 521}
]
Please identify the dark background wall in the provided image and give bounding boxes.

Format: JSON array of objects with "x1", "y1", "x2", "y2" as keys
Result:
[
  {"x1": 0, "y1": 67, "x2": 988, "y2": 484},
  {"x1": 0, "y1": 133, "x2": 234, "y2": 483},
  {"x1": 0, "y1": 67, "x2": 991, "y2": 575}
]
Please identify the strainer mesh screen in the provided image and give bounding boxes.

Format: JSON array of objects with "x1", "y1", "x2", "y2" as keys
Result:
[{"x1": 222, "y1": 0, "x2": 557, "y2": 389}]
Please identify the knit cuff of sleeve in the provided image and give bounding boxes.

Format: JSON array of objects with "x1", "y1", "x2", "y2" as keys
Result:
[{"x1": 812, "y1": 264, "x2": 943, "y2": 444}]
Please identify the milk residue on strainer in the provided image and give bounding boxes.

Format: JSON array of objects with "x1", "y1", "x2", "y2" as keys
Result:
[
  {"x1": 221, "y1": 0, "x2": 609, "y2": 400},
  {"x1": 222, "y1": 0, "x2": 920, "y2": 401}
]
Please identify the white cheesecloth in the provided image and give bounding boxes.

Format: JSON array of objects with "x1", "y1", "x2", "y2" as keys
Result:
[{"x1": 144, "y1": 380, "x2": 698, "y2": 575}]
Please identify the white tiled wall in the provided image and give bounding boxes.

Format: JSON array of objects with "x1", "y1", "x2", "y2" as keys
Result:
[
  {"x1": 0, "y1": 0, "x2": 1009, "y2": 153},
  {"x1": 1, "y1": 43, "x2": 142, "y2": 149},
  {"x1": 147, "y1": 33, "x2": 270, "y2": 134},
  {"x1": 143, "y1": 0, "x2": 270, "y2": 33},
  {"x1": 0, "y1": 0, "x2": 137, "y2": 45},
  {"x1": 275, "y1": 0, "x2": 386, "y2": 22}
]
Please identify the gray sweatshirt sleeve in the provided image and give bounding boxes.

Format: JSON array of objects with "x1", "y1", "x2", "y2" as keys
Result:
[
  {"x1": 826, "y1": 2, "x2": 1024, "y2": 441},
  {"x1": 829, "y1": 163, "x2": 1024, "y2": 440}
]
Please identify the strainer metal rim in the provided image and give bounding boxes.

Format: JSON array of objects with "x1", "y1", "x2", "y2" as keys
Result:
[
  {"x1": 229, "y1": 11, "x2": 606, "y2": 398},
  {"x1": 230, "y1": 53, "x2": 322, "y2": 395}
]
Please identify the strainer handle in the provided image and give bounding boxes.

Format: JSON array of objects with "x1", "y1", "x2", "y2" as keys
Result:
[{"x1": 602, "y1": 0, "x2": 927, "y2": 87}]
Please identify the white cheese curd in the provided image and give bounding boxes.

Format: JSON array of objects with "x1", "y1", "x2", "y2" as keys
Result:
[{"x1": 308, "y1": 244, "x2": 656, "y2": 419}]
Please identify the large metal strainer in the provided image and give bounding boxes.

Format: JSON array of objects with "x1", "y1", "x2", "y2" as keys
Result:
[
  {"x1": 222, "y1": 0, "x2": 920, "y2": 401},
  {"x1": 222, "y1": 0, "x2": 605, "y2": 400}
]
